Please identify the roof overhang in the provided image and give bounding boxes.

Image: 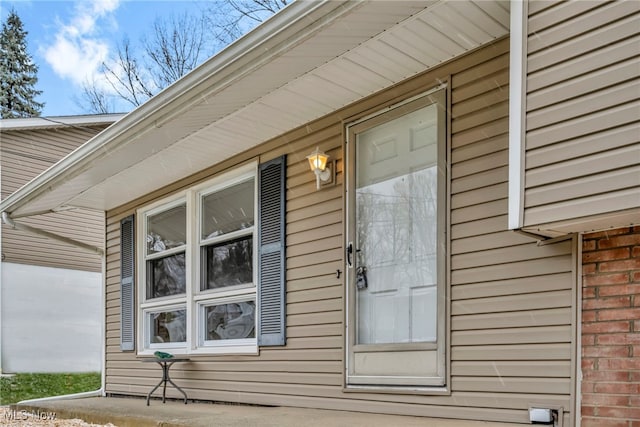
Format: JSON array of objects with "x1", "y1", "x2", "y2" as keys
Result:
[{"x1": 1, "y1": 0, "x2": 510, "y2": 218}]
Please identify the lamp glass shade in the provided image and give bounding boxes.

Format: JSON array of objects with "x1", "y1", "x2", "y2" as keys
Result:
[{"x1": 306, "y1": 149, "x2": 329, "y2": 172}]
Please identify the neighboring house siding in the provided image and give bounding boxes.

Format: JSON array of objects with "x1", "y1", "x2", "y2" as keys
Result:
[
  {"x1": 1, "y1": 262, "x2": 102, "y2": 372},
  {"x1": 523, "y1": 0, "x2": 640, "y2": 228},
  {"x1": 104, "y1": 38, "x2": 576, "y2": 425},
  {"x1": 581, "y1": 227, "x2": 640, "y2": 426},
  {"x1": 1, "y1": 126, "x2": 105, "y2": 271}
]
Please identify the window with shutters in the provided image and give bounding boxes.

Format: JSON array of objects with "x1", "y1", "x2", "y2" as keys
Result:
[{"x1": 136, "y1": 162, "x2": 261, "y2": 355}]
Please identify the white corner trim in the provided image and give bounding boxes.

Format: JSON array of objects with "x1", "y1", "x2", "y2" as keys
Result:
[{"x1": 508, "y1": 0, "x2": 528, "y2": 230}]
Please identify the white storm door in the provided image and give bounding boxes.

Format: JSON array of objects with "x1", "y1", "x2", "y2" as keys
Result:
[{"x1": 346, "y1": 90, "x2": 446, "y2": 386}]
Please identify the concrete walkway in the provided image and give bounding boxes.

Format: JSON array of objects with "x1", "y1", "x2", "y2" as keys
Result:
[{"x1": 13, "y1": 396, "x2": 524, "y2": 427}]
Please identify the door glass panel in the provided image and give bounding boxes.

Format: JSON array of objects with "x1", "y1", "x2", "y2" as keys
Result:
[{"x1": 355, "y1": 104, "x2": 439, "y2": 345}]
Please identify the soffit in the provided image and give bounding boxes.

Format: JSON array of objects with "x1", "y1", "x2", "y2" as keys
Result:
[
  {"x1": 523, "y1": 209, "x2": 640, "y2": 238},
  {"x1": 4, "y1": 0, "x2": 510, "y2": 217}
]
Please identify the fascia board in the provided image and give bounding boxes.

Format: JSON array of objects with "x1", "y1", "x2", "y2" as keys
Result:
[{"x1": 0, "y1": 114, "x2": 125, "y2": 130}]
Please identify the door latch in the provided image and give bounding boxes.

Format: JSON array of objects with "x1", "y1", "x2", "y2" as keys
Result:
[
  {"x1": 355, "y1": 266, "x2": 368, "y2": 290},
  {"x1": 347, "y1": 242, "x2": 361, "y2": 268}
]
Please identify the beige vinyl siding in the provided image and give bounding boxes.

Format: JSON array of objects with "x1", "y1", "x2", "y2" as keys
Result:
[
  {"x1": 1, "y1": 126, "x2": 106, "y2": 271},
  {"x1": 523, "y1": 0, "x2": 640, "y2": 227},
  {"x1": 104, "y1": 37, "x2": 575, "y2": 425}
]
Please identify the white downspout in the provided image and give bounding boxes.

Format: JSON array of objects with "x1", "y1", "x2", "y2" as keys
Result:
[
  {"x1": 100, "y1": 251, "x2": 107, "y2": 397},
  {"x1": 0, "y1": 209, "x2": 3, "y2": 375},
  {"x1": 17, "y1": 389, "x2": 104, "y2": 404}
]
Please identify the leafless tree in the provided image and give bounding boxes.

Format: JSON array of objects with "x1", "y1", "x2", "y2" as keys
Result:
[
  {"x1": 77, "y1": 12, "x2": 211, "y2": 113},
  {"x1": 101, "y1": 37, "x2": 156, "y2": 109},
  {"x1": 204, "y1": 0, "x2": 289, "y2": 46},
  {"x1": 77, "y1": 2, "x2": 287, "y2": 114},
  {"x1": 142, "y1": 12, "x2": 208, "y2": 90}
]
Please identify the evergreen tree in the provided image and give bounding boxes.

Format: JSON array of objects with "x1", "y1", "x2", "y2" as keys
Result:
[{"x1": 0, "y1": 9, "x2": 44, "y2": 118}]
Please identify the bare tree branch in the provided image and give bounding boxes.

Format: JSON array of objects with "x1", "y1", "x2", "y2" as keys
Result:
[
  {"x1": 143, "y1": 12, "x2": 208, "y2": 89},
  {"x1": 205, "y1": 0, "x2": 289, "y2": 46},
  {"x1": 76, "y1": 78, "x2": 114, "y2": 114},
  {"x1": 77, "y1": 2, "x2": 284, "y2": 113}
]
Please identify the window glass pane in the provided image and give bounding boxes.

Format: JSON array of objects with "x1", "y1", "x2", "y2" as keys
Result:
[
  {"x1": 202, "y1": 236, "x2": 253, "y2": 290},
  {"x1": 147, "y1": 252, "x2": 186, "y2": 299},
  {"x1": 205, "y1": 301, "x2": 255, "y2": 341},
  {"x1": 150, "y1": 309, "x2": 186, "y2": 343},
  {"x1": 147, "y1": 204, "x2": 186, "y2": 254},
  {"x1": 201, "y1": 179, "x2": 254, "y2": 240}
]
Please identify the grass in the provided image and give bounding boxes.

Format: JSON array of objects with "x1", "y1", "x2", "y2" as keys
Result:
[{"x1": 0, "y1": 372, "x2": 101, "y2": 405}]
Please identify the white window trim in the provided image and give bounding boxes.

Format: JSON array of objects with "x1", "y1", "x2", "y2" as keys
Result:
[{"x1": 136, "y1": 162, "x2": 259, "y2": 356}]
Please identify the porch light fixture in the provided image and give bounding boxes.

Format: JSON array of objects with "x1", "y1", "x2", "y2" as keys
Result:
[{"x1": 306, "y1": 147, "x2": 331, "y2": 190}]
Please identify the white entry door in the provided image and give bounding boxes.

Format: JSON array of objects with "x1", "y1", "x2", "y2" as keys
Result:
[{"x1": 346, "y1": 90, "x2": 446, "y2": 386}]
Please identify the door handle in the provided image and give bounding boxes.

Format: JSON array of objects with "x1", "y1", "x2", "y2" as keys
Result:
[{"x1": 347, "y1": 243, "x2": 361, "y2": 268}]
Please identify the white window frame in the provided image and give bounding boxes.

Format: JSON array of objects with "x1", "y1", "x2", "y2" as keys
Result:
[
  {"x1": 143, "y1": 304, "x2": 187, "y2": 350},
  {"x1": 137, "y1": 162, "x2": 259, "y2": 356}
]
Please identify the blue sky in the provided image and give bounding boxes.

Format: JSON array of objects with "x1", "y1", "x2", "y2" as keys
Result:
[{"x1": 1, "y1": 0, "x2": 212, "y2": 116}]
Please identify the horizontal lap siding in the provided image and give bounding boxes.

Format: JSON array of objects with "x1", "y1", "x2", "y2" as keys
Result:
[
  {"x1": 449, "y1": 37, "x2": 574, "y2": 424},
  {"x1": 523, "y1": 0, "x2": 640, "y2": 227},
  {"x1": 103, "y1": 123, "x2": 349, "y2": 402},
  {"x1": 1, "y1": 127, "x2": 107, "y2": 271},
  {"x1": 104, "y1": 37, "x2": 574, "y2": 425}
]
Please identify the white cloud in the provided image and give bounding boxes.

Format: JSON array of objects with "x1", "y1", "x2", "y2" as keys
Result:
[{"x1": 42, "y1": 0, "x2": 120, "y2": 86}]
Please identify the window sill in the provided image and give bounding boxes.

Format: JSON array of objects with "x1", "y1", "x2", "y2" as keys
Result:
[
  {"x1": 137, "y1": 344, "x2": 258, "y2": 357},
  {"x1": 190, "y1": 345, "x2": 258, "y2": 356}
]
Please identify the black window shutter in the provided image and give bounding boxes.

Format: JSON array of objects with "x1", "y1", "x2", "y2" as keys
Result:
[
  {"x1": 257, "y1": 155, "x2": 286, "y2": 346},
  {"x1": 120, "y1": 215, "x2": 135, "y2": 351}
]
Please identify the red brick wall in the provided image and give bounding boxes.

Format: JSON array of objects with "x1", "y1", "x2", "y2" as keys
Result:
[{"x1": 582, "y1": 227, "x2": 640, "y2": 427}]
